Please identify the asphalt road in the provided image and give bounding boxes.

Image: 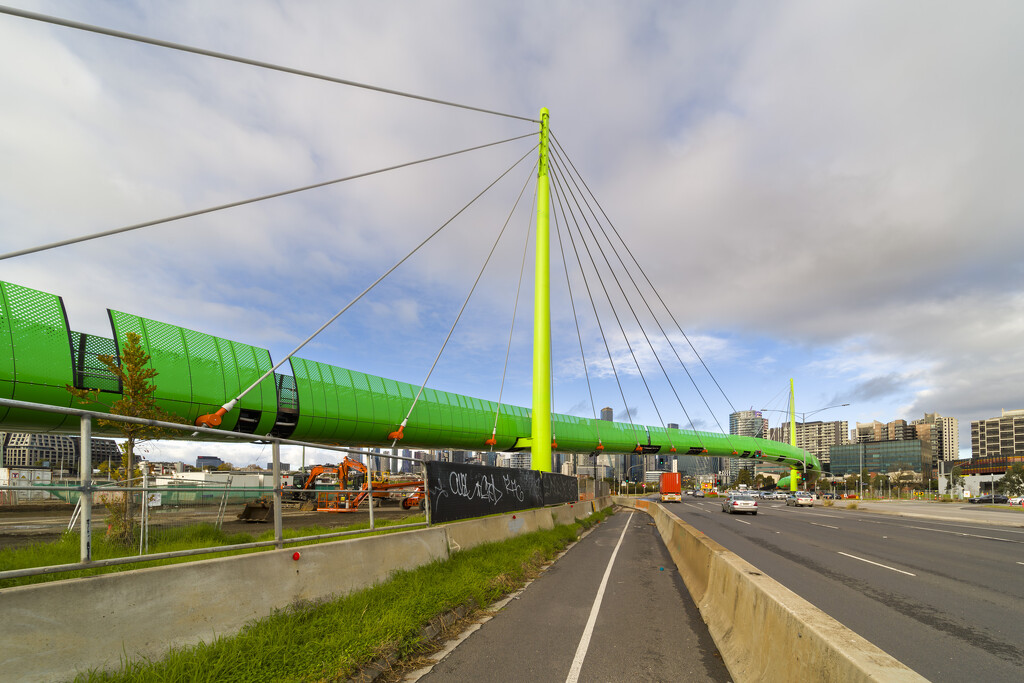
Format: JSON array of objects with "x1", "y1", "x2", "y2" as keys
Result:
[
  {"x1": 663, "y1": 496, "x2": 1024, "y2": 681},
  {"x1": 415, "y1": 509, "x2": 731, "y2": 683}
]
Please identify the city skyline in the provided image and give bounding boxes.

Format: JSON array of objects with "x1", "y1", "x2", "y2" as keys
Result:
[{"x1": 3, "y1": 3, "x2": 1022, "y2": 466}]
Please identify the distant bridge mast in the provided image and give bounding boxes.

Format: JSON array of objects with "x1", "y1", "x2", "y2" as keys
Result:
[
  {"x1": 531, "y1": 108, "x2": 552, "y2": 472},
  {"x1": 790, "y1": 378, "x2": 799, "y2": 491}
]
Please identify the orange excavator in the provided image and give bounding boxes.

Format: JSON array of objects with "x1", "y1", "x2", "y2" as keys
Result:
[{"x1": 285, "y1": 457, "x2": 422, "y2": 512}]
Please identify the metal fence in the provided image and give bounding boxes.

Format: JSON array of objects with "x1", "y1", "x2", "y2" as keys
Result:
[{"x1": 0, "y1": 397, "x2": 431, "y2": 583}]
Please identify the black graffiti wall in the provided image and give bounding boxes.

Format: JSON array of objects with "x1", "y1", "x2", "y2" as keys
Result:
[{"x1": 426, "y1": 462, "x2": 579, "y2": 523}]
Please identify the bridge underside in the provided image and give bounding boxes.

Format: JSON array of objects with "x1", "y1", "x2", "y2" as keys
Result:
[{"x1": 0, "y1": 280, "x2": 820, "y2": 477}]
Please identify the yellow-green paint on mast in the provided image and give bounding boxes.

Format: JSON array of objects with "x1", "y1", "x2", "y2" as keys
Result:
[
  {"x1": 531, "y1": 108, "x2": 552, "y2": 472},
  {"x1": 790, "y1": 377, "x2": 799, "y2": 491}
]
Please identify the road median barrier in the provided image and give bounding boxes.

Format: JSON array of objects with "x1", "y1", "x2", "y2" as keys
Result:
[{"x1": 614, "y1": 496, "x2": 926, "y2": 683}]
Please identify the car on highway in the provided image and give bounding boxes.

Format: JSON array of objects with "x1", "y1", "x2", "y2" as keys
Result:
[
  {"x1": 786, "y1": 491, "x2": 815, "y2": 507},
  {"x1": 722, "y1": 494, "x2": 758, "y2": 515},
  {"x1": 1009, "y1": 496, "x2": 1024, "y2": 506},
  {"x1": 968, "y1": 494, "x2": 1008, "y2": 504},
  {"x1": 693, "y1": 490, "x2": 705, "y2": 498}
]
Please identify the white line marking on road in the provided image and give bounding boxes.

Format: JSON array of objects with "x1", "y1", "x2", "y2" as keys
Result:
[
  {"x1": 810, "y1": 522, "x2": 839, "y2": 529},
  {"x1": 838, "y1": 551, "x2": 916, "y2": 576},
  {"x1": 683, "y1": 503, "x2": 703, "y2": 511},
  {"x1": 565, "y1": 511, "x2": 633, "y2": 683},
  {"x1": 905, "y1": 525, "x2": 1024, "y2": 544},
  {"x1": 734, "y1": 519, "x2": 751, "y2": 525}
]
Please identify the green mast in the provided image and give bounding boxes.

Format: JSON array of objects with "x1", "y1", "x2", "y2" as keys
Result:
[
  {"x1": 790, "y1": 377, "x2": 799, "y2": 491},
  {"x1": 531, "y1": 108, "x2": 552, "y2": 472}
]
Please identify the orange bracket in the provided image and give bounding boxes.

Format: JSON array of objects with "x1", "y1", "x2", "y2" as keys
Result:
[
  {"x1": 388, "y1": 425, "x2": 405, "y2": 441},
  {"x1": 195, "y1": 407, "x2": 227, "y2": 428}
]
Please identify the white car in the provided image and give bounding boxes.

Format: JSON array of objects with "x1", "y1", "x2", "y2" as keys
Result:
[{"x1": 1009, "y1": 496, "x2": 1024, "y2": 506}]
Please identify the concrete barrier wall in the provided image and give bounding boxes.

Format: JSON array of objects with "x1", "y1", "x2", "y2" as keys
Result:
[
  {"x1": 644, "y1": 502, "x2": 926, "y2": 683},
  {"x1": 2, "y1": 502, "x2": 591, "y2": 682}
]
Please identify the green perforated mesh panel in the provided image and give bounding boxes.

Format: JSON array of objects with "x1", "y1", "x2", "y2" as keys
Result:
[{"x1": 0, "y1": 281, "x2": 75, "y2": 429}]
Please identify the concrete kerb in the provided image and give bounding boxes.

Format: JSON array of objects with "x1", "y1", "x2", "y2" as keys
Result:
[{"x1": 642, "y1": 502, "x2": 927, "y2": 683}]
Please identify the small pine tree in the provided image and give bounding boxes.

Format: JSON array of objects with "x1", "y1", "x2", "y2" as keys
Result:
[{"x1": 68, "y1": 332, "x2": 182, "y2": 547}]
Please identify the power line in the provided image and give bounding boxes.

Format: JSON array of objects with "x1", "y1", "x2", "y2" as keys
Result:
[{"x1": 0, "y1": 5, "x2": 537, "y2": 123}]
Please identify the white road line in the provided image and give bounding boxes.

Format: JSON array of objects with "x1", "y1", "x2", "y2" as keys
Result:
[
  {"x1": 1017, "y1": 562, "x2": 1024, "y2": 566},
  {"x1": 810, "y1": 522, "x2": 839, "y2": 529},
  {"x1": 734, "y1": 519, "x2": 751, "y2": 525},
  {"x1": 838, "y1": 551, "x2": 916, "y2": 576},
  {"x1": 565, "y1": 511, "x2": 633, "y2": 683},
  {"x1": 905, "y1": 525, "x2": 1024, "y2": 545}
]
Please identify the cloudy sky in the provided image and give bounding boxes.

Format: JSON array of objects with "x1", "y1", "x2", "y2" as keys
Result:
[{"x1": 2, "y1": 1, "x2": 1022, "y2": 465}]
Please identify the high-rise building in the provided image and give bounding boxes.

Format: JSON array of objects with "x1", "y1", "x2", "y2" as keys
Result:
[
  {"x1": 2, "y1": 432, "x2": 119, "y2": 473},
  {"x1": 910, "y1": 412, "x2": 959, "y2": 470},
  {"x1": 601, "y1": 406, "x2": 614, "y2": 421},
  {"x1": 773, "y1": 420, "x2": 849, "y2": 469},
  {"x1": 727, "y1": 410, "x2": 767, "y2": 481},
  {"x1": 972, "y1": 409, "x2": 1024, "y2": 458}
]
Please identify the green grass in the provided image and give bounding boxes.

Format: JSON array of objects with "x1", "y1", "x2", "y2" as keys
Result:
[
  {"x1": 75, "y1": 507, "x2": 613, "y2": 682},
  {"x1": 0, "y1": 516, "x2": 426, "y2": 589}
]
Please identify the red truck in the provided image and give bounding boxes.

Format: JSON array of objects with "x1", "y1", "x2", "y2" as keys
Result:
[{"x1": 660, "y1": 472, "x2": 682, "y2": 503}]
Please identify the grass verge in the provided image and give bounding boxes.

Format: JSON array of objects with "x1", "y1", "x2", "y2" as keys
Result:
[
  {"x1": 0, "y1": 515, "x2": 425, "y2": 589},
  {"x1": 75, "y1": 506, "x2": 613, "y2": 682}
]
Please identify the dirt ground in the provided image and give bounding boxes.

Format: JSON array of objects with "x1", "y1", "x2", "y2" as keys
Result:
[{"x1": 0, "y1": 500, "x2": 422, "y2": 550}]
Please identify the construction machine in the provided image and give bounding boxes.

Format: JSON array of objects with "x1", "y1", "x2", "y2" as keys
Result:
[{"x1": 283, "y1": 456, "x2": 422, "y2": 512}]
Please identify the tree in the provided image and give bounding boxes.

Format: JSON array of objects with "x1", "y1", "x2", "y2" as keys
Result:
[
  {"x1": 735, "y1": 468, "x2": 753, "y2": 489},
  {"x1": 216, "y1": 463, "x2": 234, "y2": 471},
  {"x1": 996, "y1": 463, "x2": 1024, "y2": 496},
  {"x1": 67, "y1": 332, "x2": 183, "y2": 546}
]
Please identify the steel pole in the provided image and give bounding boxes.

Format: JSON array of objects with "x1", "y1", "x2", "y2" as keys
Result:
[
  {"x1": 79, "y1": 416, "x2": 92, "y2": 563},
  {"x1": 272, "y1": 441, "x2": 283, "y2": 549},
  {"x1": 531, "y1": 107, "x2": 552, "y2": 472}
]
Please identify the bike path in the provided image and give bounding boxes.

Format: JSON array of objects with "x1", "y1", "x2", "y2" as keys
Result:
[{"x1": 412, "y1": 509, "x2": 730, "y2": 683}]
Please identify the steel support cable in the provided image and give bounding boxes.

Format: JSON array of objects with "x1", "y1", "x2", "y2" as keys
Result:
[
  {"x1": 0, "y1": 5, "x2": 537, "y2": 124},
  {"x1": 0, "y1": 133, "x2": 535, "y2": 262},
  {"x1": 550, "y1": 141, "x2": 733, "y2": 447},
  {"x1": 487, "y1": 190, "x2": 535, "y2": 447},
  {"x1": 550, "y1": 165, "x2": 667, "y2": 447},
  {"x1": 196, "y1": 144, "x2": 538, "y2": 428},
  {"x1": 550, "y1": 178, "x2": 602, "y2": 448},
  {"x1": 551, "y1": 134, "x2": 737, "y2": 416},
  {"x1": 389, "y1": 161, "x2": 538, "y2": 446},
  {"x1": 550, "y1": 153, "x2": 701, "y2": 453},
  {"x1": 549, "y1": 169, "x2": 641, "y2": 448}
]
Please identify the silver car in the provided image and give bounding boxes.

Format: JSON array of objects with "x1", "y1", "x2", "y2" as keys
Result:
[
  {"x1": 786, "y1": 492, "x2": 815, "y2": 507},
  {"x1": 722, "y1": 494, "x2": 758, "y2": 515}
]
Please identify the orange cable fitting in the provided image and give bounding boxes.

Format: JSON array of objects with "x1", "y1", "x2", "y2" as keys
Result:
[
  {"x1": 195, "y1": 407, "x2": 227, "y2": 428},
  {"x1": 388, "y1": 425, "x2": 405, "y2": 440}
]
